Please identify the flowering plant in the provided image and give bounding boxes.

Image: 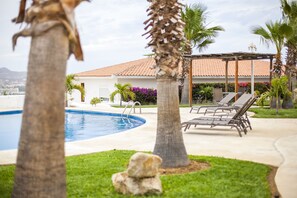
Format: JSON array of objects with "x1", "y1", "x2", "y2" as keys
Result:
[{"x1": 131, "y1": 87, "x2": 157, "y2": 104}]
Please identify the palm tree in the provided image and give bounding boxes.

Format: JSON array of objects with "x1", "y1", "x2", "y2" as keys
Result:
[
  {"x1": 252, "y1": 20, "x2": 291, "y2": 77},
  {"x1": 110, "y1": 83, "x2": 135, "y2": 106},
  {"x1": 281, "y1": 0, "x2": 297, "y2": 91},
  {"x1": 12, "y1": 0, "x2": 87, "y2": 197},
  {"x1": 144, "y1": 0, "x2": 189, "y2": 168},
  {"x1": 65, "y1": 74, "x2": 85, "y2": 107},
  {"x1": 180, "y1": 4, "x2": 224, "y2": 104}
]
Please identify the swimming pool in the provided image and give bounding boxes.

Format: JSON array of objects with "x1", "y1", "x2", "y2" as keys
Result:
[{"x1": 0, "y1": 110, "x2": 145, "y2": 150}]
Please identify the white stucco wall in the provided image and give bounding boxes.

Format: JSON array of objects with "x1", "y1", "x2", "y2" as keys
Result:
[
  {"x1": 72, "y1": 77, "x2": 118, "y2": 104},
  {"x1": 72, "y1": 75, "x2": 270, "y2": 105},
  {"x1": 0, "y1": 95, "x2": 25, "y2": 109}
]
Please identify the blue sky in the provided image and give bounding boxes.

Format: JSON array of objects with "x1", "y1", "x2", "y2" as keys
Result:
[{"x1": 0, "y1": 0, "x2": 282, "y2": 74}]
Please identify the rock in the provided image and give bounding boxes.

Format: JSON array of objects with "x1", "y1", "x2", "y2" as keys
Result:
[
  {"x1": 127, "y1": 152, "x2": 162, "y2": 178},
  {"x1": 112, "y1": 172, "x2": 162, "y2": 195},
  {"x1": 111, "y1": 152, "x2": 163, "y2": 196}
]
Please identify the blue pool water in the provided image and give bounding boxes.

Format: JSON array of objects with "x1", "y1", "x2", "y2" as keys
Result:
[{"x1": 0, "y1": 110, "x2": 145, "y2": 150}]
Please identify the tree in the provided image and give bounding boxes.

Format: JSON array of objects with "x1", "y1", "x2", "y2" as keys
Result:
[
  {"x1": 11, "y1": 0, "x2": 88, "y2": 197},
  {"x1": 280, "y1": 0, "x2": 297, "y2": 91},
  {"x1": 180, "y1": 4, "x2": 224, "y2": 104},
  {"x1": 252, "y1": 20, "x2": 292, "y2": 77},
  {"x1": 110, "y1": 83, "x2": 135, "y2": 106},
  {"x1": 144, "y1": 0, "x2": 189, "y2": 167},
  {"x1": 65, "y1": 74, "x2": 85, "y2": 107}
]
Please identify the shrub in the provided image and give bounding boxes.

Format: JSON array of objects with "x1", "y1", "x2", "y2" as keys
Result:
[
  {"x1": 131, "y1": 87, "x2": 157, "y2": 105},
  {"x1": 192, "y1": 82, "x2": 270, "y2": 97},
  {"x1": 90, "y1": 97, "x2": 101, "y2": 106}
]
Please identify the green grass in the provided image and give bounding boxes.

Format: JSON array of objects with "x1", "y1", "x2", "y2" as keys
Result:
[
  {"x1": 0, "y1": 150, "x2": 271, "y2": 198},
  {"x1": 249, "y1": 107, "x2": 297, "y2": 118}
]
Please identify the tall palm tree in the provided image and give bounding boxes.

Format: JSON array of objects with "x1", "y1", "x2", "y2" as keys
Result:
[
  {"x1": 144, "y1": 0, "x2": 189, "y2": 168},
  {"x1": 65, "y1": 74, "x2": 85, "y2": 106},
  {"x1": 281, "y1": 0, "x2": 297, "y2": 91},
  {"x1": 180, "y1": 4, "x2": 224, "y2": 104},
  {"x1": 110, "y1": 83, "x2": 135, "y2": 106},
  {"x1": 252, "y1": 20, "x2": 291, "y2": 77},
  {"x1": 12, "y1": 0, "x2": 87, "y2": 197}
]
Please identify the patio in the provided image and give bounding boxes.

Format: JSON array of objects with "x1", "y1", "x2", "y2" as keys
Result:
[{"x1": 0, "y1": 105, "x2": 296, "y2": 198}]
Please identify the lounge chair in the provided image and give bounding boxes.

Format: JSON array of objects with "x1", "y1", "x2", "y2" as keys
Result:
[
  {"x1": 190, "y1": 92, "x2": 237, "y2": 114},
  {"x1": 203, "y1": 93, "x2": 253, "y2": 115},
  {"x1": 182, "y1": 96, "x2": 257, "y2": 137}
]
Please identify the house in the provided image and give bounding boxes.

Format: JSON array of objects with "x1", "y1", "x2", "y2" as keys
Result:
[{"x1": 73, "y1": 57, "x2": 270, "y2": 104}]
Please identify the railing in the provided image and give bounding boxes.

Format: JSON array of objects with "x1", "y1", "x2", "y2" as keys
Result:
[{"x1": 121, "y1": 101, "x2": 142, "y2": 120}]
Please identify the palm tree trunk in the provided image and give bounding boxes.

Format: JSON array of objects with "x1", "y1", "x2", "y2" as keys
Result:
[
  {"x1": 12, "y1": 25, "x2": 68, "y2": 197},
  {"x1": 180, "y1": 51, "x2": 192, "y2": 104},
  {"x1": 153, "y1": 78, "x2": 189, "y2": 168},
  {"x1": 285, "y1": 45, "x2": 297, "y2": 91},
  {"x1": 274, "y1": 54, "x2": 283, "y2": 78},
  {"x1": 181, "y1": 77, "x2": 189, "y2": 104}
]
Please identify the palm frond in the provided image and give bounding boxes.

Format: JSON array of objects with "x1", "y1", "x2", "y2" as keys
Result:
[
  {"x1": 110, "y1": 90, "x2": 120, "y2": 102},
  {"x1": 182, "y1": 3, "x2": 224, "y2": 53},
  {"x1": 73, "y1": 84, "x2": 85, "y2": 98}
]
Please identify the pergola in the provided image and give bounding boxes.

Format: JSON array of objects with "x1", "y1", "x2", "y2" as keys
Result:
[{"x1": 184, "y1": 52, "x2": 275, "y2": 106}]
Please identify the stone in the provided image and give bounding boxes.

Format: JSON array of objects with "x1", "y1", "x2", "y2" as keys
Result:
[
  {"x1": 112, "y1": 172, "x2": 162, "y2": 195},
  {"x1": 127, "y1": 152, "x2": 162, "y2": 178},
  {"x1": 111, "y1": 152, "x2": 163, "y2": 196}
]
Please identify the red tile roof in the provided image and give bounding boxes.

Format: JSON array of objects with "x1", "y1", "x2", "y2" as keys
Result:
[{"x1": 76, "y1": 57, "x2": 270, "y2": 77}]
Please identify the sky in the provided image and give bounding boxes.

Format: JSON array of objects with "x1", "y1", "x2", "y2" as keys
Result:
[{"x1": 0, "y1": 0, "x2": 282, "y2": 74}]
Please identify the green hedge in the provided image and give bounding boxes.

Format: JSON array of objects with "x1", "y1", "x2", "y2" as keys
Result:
[{"x1": 192, "y1": 82, "x2": 270, "y2": 101}]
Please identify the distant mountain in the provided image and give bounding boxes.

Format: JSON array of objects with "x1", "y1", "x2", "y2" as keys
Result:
[{"x1": 0, "y1": 67, "x2": 27, "y2": 80}]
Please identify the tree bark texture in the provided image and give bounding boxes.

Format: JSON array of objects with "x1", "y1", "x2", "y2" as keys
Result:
[
  {"x1": 12, "y1": 26, "x2": 68, "y2": 198},
  {"x1": 144, "y1": 0, "x2": 189, "y2": 168},
  {"x1": 180, "y1": 76, "x2": 189, "y2": 104},
  {"x1": 180, "y1": 52, "x2": 192, "y2": 105},
  {"x1": 153, "y1": 78, "x2": 189, "y2": 168},
  {"x1": 285, "y1": 45, "x2": 297, "y2": 91}
]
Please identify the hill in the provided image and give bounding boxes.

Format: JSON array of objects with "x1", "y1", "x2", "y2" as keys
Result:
[{"x1": 0, "y1": 67, "x2": 26, "y2": 80}]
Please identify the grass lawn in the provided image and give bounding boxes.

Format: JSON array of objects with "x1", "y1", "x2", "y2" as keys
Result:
[
  {"x1": 0, "y1": 150, "x2": 272, "y2": 198},
  {"x1": 249, "y1": 107, "x2": 297, "y2": 118}
]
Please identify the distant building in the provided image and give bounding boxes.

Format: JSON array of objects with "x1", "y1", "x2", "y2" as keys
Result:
[{"x1": 73, "y1": 57, "x2": 270, "y2": 104}]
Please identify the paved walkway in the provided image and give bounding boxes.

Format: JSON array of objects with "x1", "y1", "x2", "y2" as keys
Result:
[{"x1": 1, "y1": 105, "x2": 297, "y2": 198}]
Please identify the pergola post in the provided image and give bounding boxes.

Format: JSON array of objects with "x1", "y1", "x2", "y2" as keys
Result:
[
  {"x1": 184, "y1": 52, "x2": 275, "y2": 102},
  {"x1": 235, "y1": 56, "x2": 239, "y2": 100},
  {"x1": 251, "y1": 59, "x2": 254, "y2": 95},
  {"x1": 269, "y1": 56, "x2": 273, "y2": 82},
  {"x1": 188, "y1": 58, "x2": 193, "y2": 107},
  {"x1": 225, "y1": 60, "x2": 229, "y2": 92}
]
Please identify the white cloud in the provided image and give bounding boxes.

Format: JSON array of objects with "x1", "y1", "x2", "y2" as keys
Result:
[{"x1": 0, "y1": 0, "x2": 283, "y2": 73}]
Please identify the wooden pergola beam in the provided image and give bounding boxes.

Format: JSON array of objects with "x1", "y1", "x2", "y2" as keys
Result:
[
  {"x1": 185, "y1": 52, "x2": 275, "y2": 105},
  {"x1": 269, "y1": 57, "x2": 273, "y2": 82},
  {"x1": 235, "y1": 56, "x2": 239, "y2": 100},
  {"x1": 186, "y1": 52, "x2": 275, "y2": 61},
  {"x1": 225, "y1": 60, "x2": 229, "y2": 92}
]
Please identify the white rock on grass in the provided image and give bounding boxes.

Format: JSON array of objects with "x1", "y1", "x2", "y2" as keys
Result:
[
  {"x1": 111, "y1": 152, "x2": 163, "y2": 195},
  {"x1": 112, "y1": 172, "x2": 162, "y2": 195},
  {"x1": 127, "y1": 152, "x2": 162, "y2": 178}
]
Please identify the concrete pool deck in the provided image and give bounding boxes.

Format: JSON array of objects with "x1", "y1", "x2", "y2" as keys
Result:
[{"x1": 1, "y1": 105, "x2": 297, "y2": 198}]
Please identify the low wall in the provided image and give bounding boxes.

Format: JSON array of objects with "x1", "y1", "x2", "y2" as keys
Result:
[{"x1": 0, "y1": 95, "x2": 25, "y2": 109}]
